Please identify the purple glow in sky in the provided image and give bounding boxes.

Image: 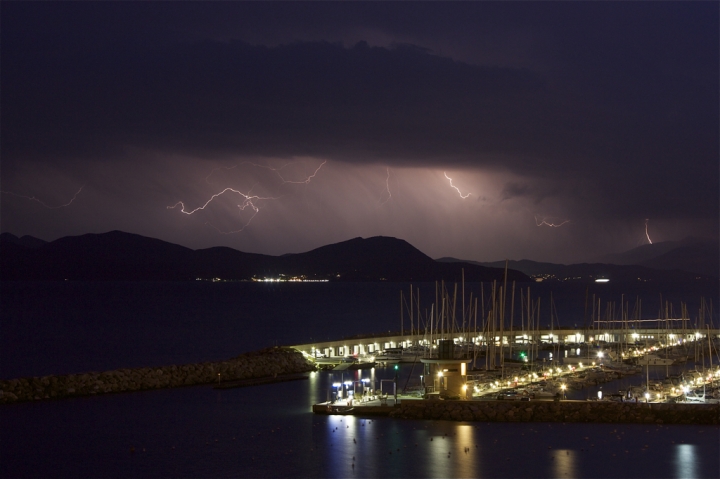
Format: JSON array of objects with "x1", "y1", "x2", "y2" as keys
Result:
[{"x1": 1, "y1": 2, "x2": 717, "y2": 263}]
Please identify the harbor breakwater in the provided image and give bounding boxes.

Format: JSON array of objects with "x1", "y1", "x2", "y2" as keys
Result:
[
  {"x1": 387, "y1": 400, "x2": 720, "y2": 425},
  {"x1": 0, "y1": 347, "x2": 315, "y2": 404}
]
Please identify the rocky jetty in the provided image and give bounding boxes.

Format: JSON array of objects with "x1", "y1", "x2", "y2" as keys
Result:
[
  {"x1": 0, "y1": 347, "x2": 315, "y2": 404},
  {"x1": 388, "y1": 400, "x2": 720, "y2": 425}
]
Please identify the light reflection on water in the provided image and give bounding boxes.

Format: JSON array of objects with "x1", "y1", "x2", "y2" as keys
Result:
[
  {"x1": 1, "y1": 375, "x2": 719, "y2": 479},
  {"x1": 553, "y1": 449, "x2": 578, "y2": 478},
  {"x1": 674, "y1": 444, "x2": 699, "y2": 479},
  {"x1": 2, "y1": 280, "x2": 720, "y2": 478}
]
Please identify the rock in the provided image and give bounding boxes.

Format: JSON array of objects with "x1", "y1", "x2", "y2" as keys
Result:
[{"x1": 0, "y1": 347, "x2": 315, "y2": 404}]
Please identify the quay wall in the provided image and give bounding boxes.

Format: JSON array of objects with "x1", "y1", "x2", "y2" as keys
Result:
[
  {"x1": 0, "y1": 347, "x2": 315, "y2": 404},
  {"x1": 388, "y1": 400, "x2": 720, "y2": 425}
]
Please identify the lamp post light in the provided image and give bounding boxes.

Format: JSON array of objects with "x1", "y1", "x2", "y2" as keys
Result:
[{"x1": 361, "y1": 378, "x2": 370, "y2": 402}]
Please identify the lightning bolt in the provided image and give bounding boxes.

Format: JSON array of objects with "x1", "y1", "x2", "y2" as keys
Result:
[
  {"x1": 205, "y1": 215, "x2": 258, "y2": 235},
  {"x1": 176, "y1": 160, "x2": 326, "y2": 234},
  {"x1": 1, "y1": 185, "x2": 85, "y2": 209},
  {"x1": 535, "y1": 216, "x2": 570, "y2": 227},
  {"x1": 205, "y1": 165, "x2": 239, "y2": 184},
  {"x1": 167, "y1": 187, "x2": 280, "y2": 233},
  {"x1": 275, "y1": 160, "x2": 326, "y2": 184},
  {"x1": 444, "y1": 172, "x2": 471, "y2": 199},
  {"x1": 206, "y1": 160, "x2": 326, "y2": 185},
  {"x1": 380, "y1": 167, "x2": 392, "y2": 204},
  {"x1": 645, "y1": 218, "x2": 653, "y2": 244}
]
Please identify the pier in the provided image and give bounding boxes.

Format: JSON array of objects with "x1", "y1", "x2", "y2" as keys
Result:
[
  {"x1": 311, "y1": 399, "x2": 720, "y2": 424},
  {"x1": 291, "y1": 326, "x2": 720, "y2": 362}
]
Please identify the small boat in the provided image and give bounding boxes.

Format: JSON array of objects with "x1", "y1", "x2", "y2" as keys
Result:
[
  {"x1": 348, "y1": 361, "x2": 376, "y2": 370},
  {"x1": 636, "y1": 354, "x2": 674, "y2": 366}
]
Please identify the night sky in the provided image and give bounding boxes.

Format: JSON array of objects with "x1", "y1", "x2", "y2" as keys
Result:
[{"x1": 2, "y1": 2, "x2": 717, "y2": 263}]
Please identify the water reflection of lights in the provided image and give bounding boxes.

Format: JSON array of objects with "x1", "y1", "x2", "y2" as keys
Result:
[
  {"x1": 674, "y1": 444, "x2": 698, "y2": 478},
  {"x1": 326, "y1": 415, "x2": 371, "y2": 475},
  {"x1": 553, "y1": 449, "x2": 577, "y2": 478},
  {"x1": 424, "y1": 425, "x2": 480, "y2": 478},
  {"x1": 307, "y1": 371, "x2": 318, "y2": 404}
]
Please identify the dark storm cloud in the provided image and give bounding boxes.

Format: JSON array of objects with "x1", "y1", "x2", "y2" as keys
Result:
[
  {"x1": 500, "y1": 182, "x2": 563, "y2": 206},
  {"x1": 1, "y1": 2, "x2": 717, "y2": 259},
  {"x1": 3, "y1": 38, "x2": 548, "y2": 162}
]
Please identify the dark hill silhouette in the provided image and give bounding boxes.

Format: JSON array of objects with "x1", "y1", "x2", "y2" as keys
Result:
[
  {"x1": 436, "y1": 257, "x2": 713, "y2": 283},
  {"x1": 639, "y1": 243, "x2": 719, "y2": 278},
  {"x1": 0, "y1": 231, "x2": 529, "y2": 282},
  {"x1": 598, "y1": 237, "x2": 718, "y2": 278},
  {"x1": 600, "y1": 241, "x2": 679, "y2": 265},
  {"x1": 0, "y1": 232, "x2": 47, "y2": 248},
  {"x1": 277, "y1": 236, "x2": 527, "y2": 281}
]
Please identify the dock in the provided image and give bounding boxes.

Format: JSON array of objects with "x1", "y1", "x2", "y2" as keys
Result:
[
  {"x1": 291, "y1": 327, "x2": 720, "y2": 362},
  {"x1": 312, "y1": 398, "x2": 720, "y2": 424}
]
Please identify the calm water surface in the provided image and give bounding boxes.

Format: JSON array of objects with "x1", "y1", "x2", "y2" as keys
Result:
[
  {"x1": 1, "y1": 370, "x2": 718, "y2": 478},
  {"x1": 1, "y1": 281, "x2": 718, "y2": 478}
]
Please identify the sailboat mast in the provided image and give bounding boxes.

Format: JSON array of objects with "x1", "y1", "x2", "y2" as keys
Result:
[
  {"x1": 410, "y1": 284, "x2": 413, "y2": 340},
  {"x1": 462, "y1": 269, "x2": 466, "y2": 336},
  {"x1": 400, "y1": 290, "x2": 404, "y2": 337},
  {"x1": 510, "y1": 280, "x2": 516, "y2": 356}
]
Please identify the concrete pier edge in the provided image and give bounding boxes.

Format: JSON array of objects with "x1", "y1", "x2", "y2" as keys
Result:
[{"x1": 389, "y1": 399, "x2": 720, "y2": 424}]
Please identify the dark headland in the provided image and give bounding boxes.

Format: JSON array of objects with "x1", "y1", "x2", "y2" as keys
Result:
[
  {"x1": 1, "y1": 230, "x2": 716, "y2": 282},
  {"x1": 0, "y1": 231, "x2": 529, "y2": 282}
]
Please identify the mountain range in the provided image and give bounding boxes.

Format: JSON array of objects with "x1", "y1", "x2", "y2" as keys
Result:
[
  {"x1": 437, "y1": 237, "x2": 718, "y2": 282},
  {"x1": 1, "y1": 231, "x2": 716, "y2": 282},
  {"x1": 0, "y1": 231, "x2": 528, "y2": 282},
  {"x1": 597, "y1": 237, "x2": 719, "y2": 278}
]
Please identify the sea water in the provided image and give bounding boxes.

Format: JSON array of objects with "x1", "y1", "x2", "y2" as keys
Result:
[
  {"x1": 1, "y1": 281, "x2": 718, "y2": 478},
  {"x1": 1, "y1": 370, "x2": 718, "y2": 478}
]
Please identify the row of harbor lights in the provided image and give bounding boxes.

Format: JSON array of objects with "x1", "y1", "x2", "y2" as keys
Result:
[{"x1": 332, "y1": 378, "x2": 372, "y2": 401}]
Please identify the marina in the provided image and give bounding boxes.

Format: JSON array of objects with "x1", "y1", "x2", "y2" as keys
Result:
[
  {"x1": 300, "y1": 328, "x2": 720, "y2": 414},
  {"x1": 2, "y1": 280, "x2": 719, "y2": 478},
  {"x1": 291, "y1": 279, "x2": 720, "y2": 412}
]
